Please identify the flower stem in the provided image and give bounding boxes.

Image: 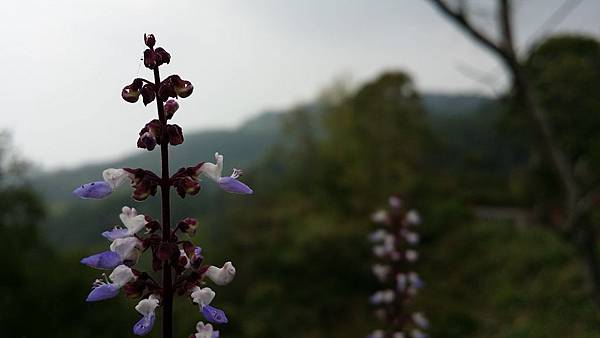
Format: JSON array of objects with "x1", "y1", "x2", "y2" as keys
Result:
[{"x1": 153, "y1": 66, "x2": 173, "y2": 338}]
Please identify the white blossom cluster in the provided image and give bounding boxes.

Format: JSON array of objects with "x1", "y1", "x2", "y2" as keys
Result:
[{"x1": 366, "y1": 196, "x2": 429, "y2": 338}]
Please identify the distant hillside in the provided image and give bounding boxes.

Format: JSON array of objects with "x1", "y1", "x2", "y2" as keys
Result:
[{"x1": 34, "y1": 93, "x2": 493, "y2": 248}]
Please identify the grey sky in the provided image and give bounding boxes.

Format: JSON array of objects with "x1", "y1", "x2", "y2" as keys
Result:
[{"x1": 1, "y1": 0, "x2": 598, "y2": 170}]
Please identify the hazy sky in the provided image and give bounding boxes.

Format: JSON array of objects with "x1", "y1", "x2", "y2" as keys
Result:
[{"x1": 1, "y1": 0, "x2": 598, "y2": 170}]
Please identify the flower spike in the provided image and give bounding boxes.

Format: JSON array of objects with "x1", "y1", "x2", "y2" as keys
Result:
[{"x1": 79, "y1": 34, "x2": 245, "y2": 337}]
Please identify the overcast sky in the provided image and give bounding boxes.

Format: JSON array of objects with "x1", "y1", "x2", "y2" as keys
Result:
[{"x1": 1, "y1": 0, "x2": 598, "y2": 170}]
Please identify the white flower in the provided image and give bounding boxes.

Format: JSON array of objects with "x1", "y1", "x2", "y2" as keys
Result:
[
  {"x1": 102, "y1": 168, "x2": 132, "y2": 190},
  {"x1": 389, "y1": 196, "x2": 402, "y2": 208},
  {"x1": 119, "y1": 206, "x2": 148, "y2": 235},
  {"x1": 110, "y1": 237, "x2": 142, "y2": 262},
  {"x1": 405, "y1": 210, "x2": 421, "y2": 225},
  {"x1": 190, "y1": 286, "x2": 215, "y2": 307},
  {"x1": 109, "y1": 264, "x2": 136, "y2": 288},
  {"x1": 411, "y1": 329, "x2": 427, "y2": 338},
  {"x1": 382, "y1": 233, "x2": 395, "y2": 252},
  {"x1": 371, "y1": 210, "x2": 388, "y2": 223},
  {"x1": 135, "y1": 294, "x2": 160, "y2": 317},
  {"x1": 404, "y1": 231, "x2": 420, "y2": 245},
  {"x1": 205, "y1": 262, "x2": 236, "y2": 286},
  {"x1": 408, "y1": 272, "x2": 423, "y2": 288},
  {"x1": 412, "y1": 312, "x2": 430, "y2": 329},
  {"x1": 406, "y1": 249, "x2": 419, "y2": 262},
  {"x1": 372, "y1": 264, "x2": 391, "y2": 281},
  {"x1": 368, "y1": 329, "x2": 385, "y2": 338},
  {"x1": 368, "y1": 229, "x2": 388, "y2": 242},
  {"x1": 372, "y1": 245, "x2": 387, "y2": 258},
  {"x1": 369, "y1": 289, "x2": 395, "y2": 304},
  {"x1": 194, "y1": 321, "x2": 216, "y2": 338},
  {"x1": 393, "y1": 332, "x2": 406, "y2": 338}
]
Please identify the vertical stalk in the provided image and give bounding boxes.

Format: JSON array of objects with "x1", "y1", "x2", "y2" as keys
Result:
[{"x1": 153, "y1": 67, "x2": 173, "y2": 338}]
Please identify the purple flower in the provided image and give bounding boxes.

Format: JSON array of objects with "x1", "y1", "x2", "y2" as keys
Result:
[
  {"x1": 86, "y1": 283, "x2": 119, "y2": 302},
  {"x1": 81, "y1": 251, "x2": 122, "y2": 270},
  {"x1": 201, "y1": 304, "x2": 228, "y2": 324},
  {"x1": 133, "y1": 314, "x2": 155, "y2": 336},
  {"x1": 85, "y1": 265, "x2": 136, "y2": 302},
  {"x1": 218, "y1": 176, "x2": 253, "y2": 194},
  {"x1": 133, "y1": 295, "x2": 159, "y2": 336},
  {"x1": 198, "y1": 153, "x2": 253, "y2": 194},
  {"x1": 73, "y1": 181, "x2": 112, "y2": 199}
]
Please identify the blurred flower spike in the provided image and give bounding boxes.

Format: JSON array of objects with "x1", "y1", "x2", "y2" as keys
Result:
[
  {"x1": 74, "y1": 34, "x2": 252, "y2": 338},
  {"x1": 367, "y1": 196, "x2": 429, "y2": 338}
]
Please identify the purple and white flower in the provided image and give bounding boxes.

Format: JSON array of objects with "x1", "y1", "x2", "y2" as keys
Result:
[
  {"x1": 133, "y1": 294, "x2": 160, "y2": 336},
  {"x1": 102, "y1": 206, "x2": 148, "y2": 240},
  {"x1": 86, "y1": 265, "x2": 136, "y2": 302},
  {"x1": 73, "y1": 168, "x2": 133, "y2": 199},
  {"x1": 199, "y1": 152, "x2": 253, "y2": 195}
]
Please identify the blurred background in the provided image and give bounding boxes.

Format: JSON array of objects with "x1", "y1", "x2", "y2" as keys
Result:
[{"x1": 1, "y1": 0, "x2": 600, "y2": 337}]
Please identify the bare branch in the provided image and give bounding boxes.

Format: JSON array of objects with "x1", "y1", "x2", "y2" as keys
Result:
[{"x1": 428, "y1": 0, "x2": 512, "y2": 63}]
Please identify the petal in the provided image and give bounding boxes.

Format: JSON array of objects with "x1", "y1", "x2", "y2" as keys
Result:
[
  {"x1": 133, "y1": 313, "x2": 156, "y2": 336},
  {"x1": 102, "y1": 168, "x2": 131, "y2": 190},
  {"x1": 81, "y1": 251, "x2": 122, "y2": 270},
  {"x1": 218, "y1": 177, "x2": 253, "y2": 194},
  {"x1": 73, "y1": 181, "x2": 112, "y2": 199},
  {"x1": 191, "y1": 287, "x2": 215, "y2": 307},
  {"x1": 110, "y1": 237, "x2": 142, "y2": 262},
  {"x1": 120, "y1": 207, "x2": 147, "y2": 235},
  {"x1": 102, "y1": 228, "x2": 130, "y2": 241},
  {"x1": 109, "y1": 264, "x2": 136, "y2": 288},
  {"x1": 135, "y1": 297, "x2": 160, "y2": 316},
  {"x1": 205, "y1": 262, "x2": 236, "y2": 286},
  {"x1": 86, "y1": 283, "x2": 119, "y2": 302},
  {"x1": 199, "y1": 162, "x2": 221, "y2": 183},
  {"x1": 201, "y1": 305, "x2": 228, "y2": 324}
]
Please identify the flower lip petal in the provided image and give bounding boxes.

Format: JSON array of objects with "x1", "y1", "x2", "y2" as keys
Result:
[
  {"x1": 133, "y1": 313, "x2": 156, "y2": 336},
  {"x1": 102, "y1": 228, "x2": 130, "y2": 241},
  {"x1": 73, "y1": 181, "x2": 112, "y2": 199},
  {"x1": 86, "y1": 283, "x2": 119, "y2": 302},
  {"x1": 201, "y1": 305, "x2": 228, "y2": 324},
  {"x1": 81, "y1": 251, "x2": 122, "y2": 270},
  {"x1": 218, "y1": 177, "x2": 253, "y2": 194}
]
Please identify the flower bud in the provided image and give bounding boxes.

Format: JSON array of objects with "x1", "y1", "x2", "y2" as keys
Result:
[
  {"x1": 137, "y1": 120, "x2": 162, "y2": 151},
  {"x1": 167, "y1": 124, "x2": 184, "y2": 145},
  {"x1": 141, "y1": 83, "x2": 156, "y2": 106},
  {"x1": 137, "y1": 131, "x2": 157, "y2": 151},
  {"x1": 158, "y1": 79, "x2": 176, "y2": 101},
  {"x1": 171, "y1": 75, "x2": 193, "y2": 98},
  {"x1": 145, "y1": 219, "x2": 161, "y2": 234},
  {"x1": 124, "y1": 168, "x2": 160, "y2": 201},
  {"x1": 124, "y1": 280, "x2": 146, "y2": 299},
  {"x1": 178, "y1": 217, "x2": 198, "y2": 236},
  {"x1": 164, "y1": 99, "x2": 179, "y2": 119},
  {"x1": 154, "y1": 47, "x2": 171, "y2": 66},
  {"x1": 121, "y1": 79, "x2": 143, "y2": 103},
  {"x1": 174, "y1": 176, "x2": 200, "y2": 198},
  {"x1": 144, "y1": 33, "x2": 156, "y2": 48}
]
